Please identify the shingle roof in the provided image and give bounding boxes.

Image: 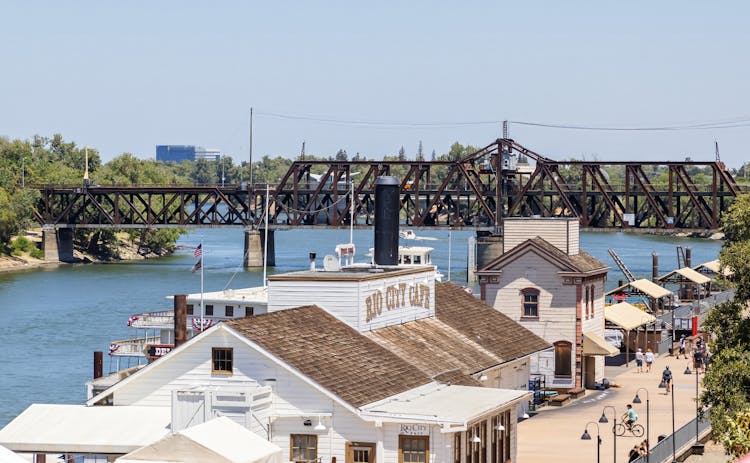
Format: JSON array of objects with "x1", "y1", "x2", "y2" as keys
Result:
[
  {"x1": 479, "y1": 237, "x2": 608, "y2": 274},
  {"x1": 435, "y1": 282, "x2": 551, "y2": 361},
  {"x1": 225, "y1": 306, "x2": 431, "y2": 408},
  {"x1": 365, "y1": 282, "x2": 550, "y2": 378}
]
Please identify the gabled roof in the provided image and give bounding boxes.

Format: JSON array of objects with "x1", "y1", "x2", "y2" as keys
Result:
[
  {"x1": 365, "y1": 283, "x2": 550, "y2": 379},
  {"x1": 478, "y1": 237, "x2": 608, "y2": 275},
  {"x1": 225, "y1": 306, "x2": 432, "y2": 408},
  {"x1": 435, "y1": 282, "x2": 552, "y2": 360},
  {"x1": 606, "y1": 279, "x2": 672, "y2": 299},
  {"x1": 657, "y1": 267, "x2": 712, "y2": 285},
  {"x1": 605, "y1": 302, "x2": 656, "y2": 330}
]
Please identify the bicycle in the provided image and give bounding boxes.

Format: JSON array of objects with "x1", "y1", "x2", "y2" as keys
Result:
[{"x1": 615, "y1": 422, "x2": 645, "y2": 437}]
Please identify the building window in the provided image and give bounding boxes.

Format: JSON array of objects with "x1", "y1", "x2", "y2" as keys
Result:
[
  {"x1": 186, "y1": 304, "x2": 194, "y2": 315},
  {"x1": 466, "y1": 422, "x2": 484, "y2": 463},
  {"x1": 399, "y1": 435, "x2": 429, "y2": 463},
  {"x1": 205, "y1": 304, "x2": 214, "y2": 316},
  {"x1": 245, "y1": 306, "x2": 254, "y2": 317},
  {"x1": 291, "y1": 434, "x2": 317, "y2": 463},
  {"x1": 211, "y1": 347, "x2": 233, "y2": 375},
  {"x1": 490, "y1": 412, "x2": 511, "y2": 463},
  {"x1": 554, "y1": 341, "x2": 572, "y2": 377},
  {"x1": 584, "y1": 286, "x2": 590, "y2": 319},
  {"x1": 225, "y1": 305, "x2": 234, "y2": 317},
  {"x1": 589, "y1": 284, "x2": 595, "y2": 318},
  {"x1": 521, "y1": 288, "x2": 540, "y2": 318},
  {"x1": 454, "y1": 433, "x2": 462, "y2": 463}
]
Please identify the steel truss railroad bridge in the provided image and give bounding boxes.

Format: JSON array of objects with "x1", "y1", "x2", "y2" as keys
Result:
[{"x1": 34, "y1": 139, "x2": 743, "y2": 232}]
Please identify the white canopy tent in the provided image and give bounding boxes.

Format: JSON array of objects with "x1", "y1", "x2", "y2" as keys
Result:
[
  {"x1": 0, "y1": 404, "x2": 170, "y2": 455},
  {"x1": 116, "y1": 417, "x2": 282, "y2": 463}
]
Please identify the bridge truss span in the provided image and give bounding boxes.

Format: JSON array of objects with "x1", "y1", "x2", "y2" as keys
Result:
[{"x1": 34, "y1": 139, "x2": 743, "y2": 231}]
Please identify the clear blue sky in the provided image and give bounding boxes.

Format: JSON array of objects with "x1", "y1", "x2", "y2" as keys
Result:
[{"x1": 2, "y1": 1, "x2": 749, "y2": 167}]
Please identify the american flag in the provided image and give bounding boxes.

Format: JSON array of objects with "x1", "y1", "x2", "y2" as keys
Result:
[{"x1": 193, "y1": 244, "x2": 202, "y2": 258}]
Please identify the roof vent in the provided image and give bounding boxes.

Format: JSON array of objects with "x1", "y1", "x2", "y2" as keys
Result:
[{"x1": 323, "y1": 255, "x2": 341, "y2": 272}]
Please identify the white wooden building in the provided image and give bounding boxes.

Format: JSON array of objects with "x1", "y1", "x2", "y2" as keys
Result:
[
  {"x1": 478, "y1": 218, "x2": 615, "y2": 389},
  {"x1": 3, "y1": 264, "x2": 550, "y2": 463}
]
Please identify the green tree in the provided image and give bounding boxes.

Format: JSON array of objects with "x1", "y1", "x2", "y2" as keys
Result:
[
  {"x1": 398, "y1": 146, "x2": 406, "y2": 161},
  {"x1": 701, "y1": 193, "x2": 750, "y2": 457},
  {"x1": 191, "y1": 158, "x2": 216, "y2": 185},
  {"x1": 416, "y1": 141, "x2": 424, "y2": 161}
]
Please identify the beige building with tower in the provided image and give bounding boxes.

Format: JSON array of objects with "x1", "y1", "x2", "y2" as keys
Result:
[{"x1": 477, "y1": 218, "x2": 615, "y2": 390}]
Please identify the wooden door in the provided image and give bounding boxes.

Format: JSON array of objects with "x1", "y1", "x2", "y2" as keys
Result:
[{"x1": 347, "y1": 442, "x2": 376, "y2": 463}]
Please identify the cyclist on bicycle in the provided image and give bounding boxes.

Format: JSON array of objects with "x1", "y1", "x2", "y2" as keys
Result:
[{"x1": 622, "y1": 404, "x2": 638, "y2": 430}]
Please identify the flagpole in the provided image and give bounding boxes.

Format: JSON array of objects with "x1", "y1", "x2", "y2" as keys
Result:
[
  {"x1": 200, "y1": 237, "x2": 204, "y2": 331},
  {"x1": 350, "y1": 179, "x2": 354, "y2": 244},
  {"x1": 262, "y1": 184, "x2": 270, "y2": 286}
]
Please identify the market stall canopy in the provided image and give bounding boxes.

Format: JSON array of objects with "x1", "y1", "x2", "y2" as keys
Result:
[
  {"x1": 693, "y1": 259, "x2": 734, "y2": 277},
  {"x1": 0, "y1": 444, "x2": 27, "y2": 463},
  {"x1": 361, "y1": 383, "x2": 530, "y2": 427},
  {"x1": 657, "y1": 267, "x2": 712, "y2": 285},
  {"x1": 582, "y1": 331, "x2": 619, "y2": 356},
  {"x1": 605, "y1": 302, "x2": 657, "y2": 330},
  {"x1": 117, "y1": 417, "x2": 282, "y2": 463},
  {"x1": 0, "y1": 404, "x2": 170, "y2": 454},
  {"x1": 606, "y1": 279, "x2": 672, "y2": 300}
]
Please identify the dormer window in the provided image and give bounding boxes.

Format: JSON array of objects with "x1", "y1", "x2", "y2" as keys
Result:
[{"x1": 521, "y1": 288, "x2": 540, "y2": 318}]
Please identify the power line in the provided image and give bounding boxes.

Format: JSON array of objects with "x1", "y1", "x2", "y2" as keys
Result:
[{"x1": 254, "y1": 110, "x2": 750, "y2": 131}]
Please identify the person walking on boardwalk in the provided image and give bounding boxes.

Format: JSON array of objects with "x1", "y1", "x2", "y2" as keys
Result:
[
  {"x1": 662, "y1": 365, "x2": 673, "y2": 394},
  {"x1": 644, "y1": 348, "x2": 655, "y2": 372},
  {"x1": 635, "y1": 348, "x2": 644, "y2": 373},
  {"x1": 679, "y1": 334, "x2": 687, "y2": 359}
]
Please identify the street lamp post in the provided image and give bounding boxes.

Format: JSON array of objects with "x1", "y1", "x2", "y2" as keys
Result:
[
  {"x1": 598, "y1": 406, "x2": 618, "y2": 463},
  {"x1": 633, "y1": 388, "x2": 650, "y2": 463},
  {"x1": 685, "y1": 364, "x2": 700, "y2": 444},
  {"x1": 581, "y1": 421, "x2": 601, "y2": 463}
]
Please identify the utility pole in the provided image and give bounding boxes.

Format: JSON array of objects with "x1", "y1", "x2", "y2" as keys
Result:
[{"x1": 249, "y1": 107, "x2": 254, "y2": 187}]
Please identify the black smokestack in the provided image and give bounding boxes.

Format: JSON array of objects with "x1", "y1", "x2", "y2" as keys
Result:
[{"x1": 374, "y1": 176, "x2": 400, "y2": 266}]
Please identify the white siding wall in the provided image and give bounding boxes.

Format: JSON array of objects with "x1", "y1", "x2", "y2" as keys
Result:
[
  {"x1": 581, "y1": 277, "x2": 608, "y2": 383},
  {"x1": 503, "y1": 218, "x2": 579, "y2": 255},
  {"x1": 113, "y1": 329, "x2": 332, "y2": 417},
  {"x1": 271, "y1": 413, "x2": 449, "y2": 463},
  {"x1": 268, "y1": 270, "x2": 436, "y2": 332},
  {"x1": 485, "y1": 252, "x2": 577, "y2": 387}
]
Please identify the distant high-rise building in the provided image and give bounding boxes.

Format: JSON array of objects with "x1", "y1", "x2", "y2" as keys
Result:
[
  {"x1": 156, "y1": 145, "x2": 221, "y2": 162},
  {"x1": 195, "y1": 147, "x2": 221, "y2": 161}
]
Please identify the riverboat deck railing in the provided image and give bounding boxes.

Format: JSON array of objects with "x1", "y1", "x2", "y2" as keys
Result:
[
  {"x1": 129, "y1": 310, "x2": 174, "y2": 329},
  {"x1": 109, "y1": 336, "x2": 161, "y2": 357}
]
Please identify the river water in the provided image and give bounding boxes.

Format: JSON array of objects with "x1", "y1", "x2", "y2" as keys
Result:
[{"x1": 0, "y1": 228, "x2": 722, "y2": 426}]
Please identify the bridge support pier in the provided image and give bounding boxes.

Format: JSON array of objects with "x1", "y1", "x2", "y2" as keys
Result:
[
  {"x1": 42, "y1": 225, "x2": 74, "y2": 262},
  {"x1": 244, "y1": 228, "x2": 275, "y2": 268},
  {"x1": 475, "y1": 231, "x2": 504, "y2": 271}
]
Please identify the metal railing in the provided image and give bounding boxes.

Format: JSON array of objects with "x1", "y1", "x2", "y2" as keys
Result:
[{"x1": 632, "y1": 412, "x2": 711, "y2": 463}]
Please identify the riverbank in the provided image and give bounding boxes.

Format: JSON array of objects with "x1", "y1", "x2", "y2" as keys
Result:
[{"x1": 0, "y1": 230, "x2": 175, "y2": 274}]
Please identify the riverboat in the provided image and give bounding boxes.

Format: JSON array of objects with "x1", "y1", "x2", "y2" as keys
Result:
[{"x1": 106, "y1": 241, "x2": 443, "y2": 369}]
